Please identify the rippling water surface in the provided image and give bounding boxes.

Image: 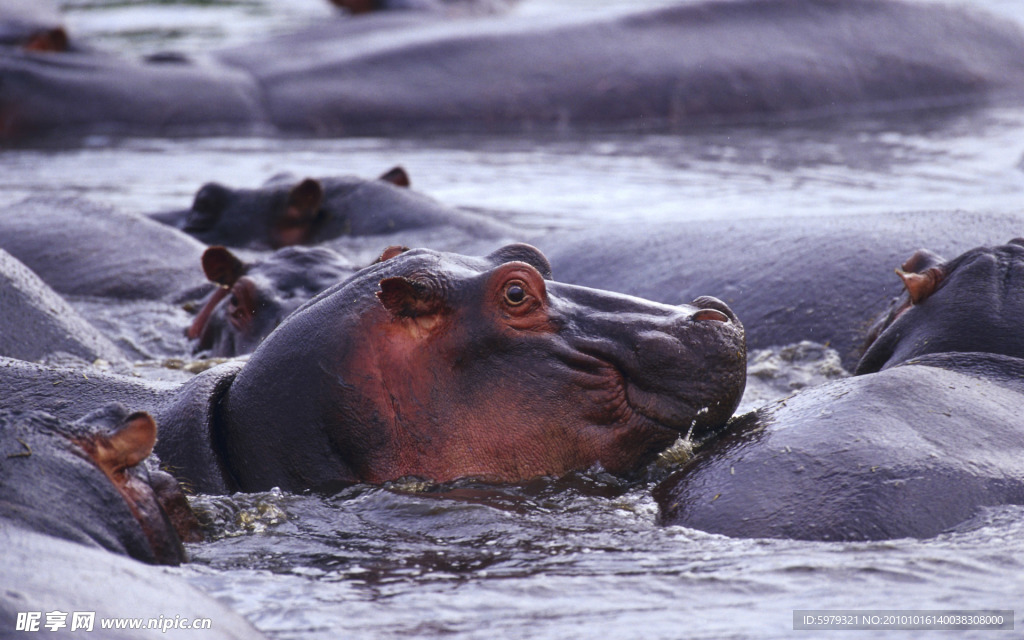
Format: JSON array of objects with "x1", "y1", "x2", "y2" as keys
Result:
[{"x1": 5, "y1": 0, "x2": 1024, "y2": 637}]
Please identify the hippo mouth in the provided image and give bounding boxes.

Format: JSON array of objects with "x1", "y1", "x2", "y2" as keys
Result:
[{"x1": 563, "y1": 296, "x2": 744, "y2": 439}]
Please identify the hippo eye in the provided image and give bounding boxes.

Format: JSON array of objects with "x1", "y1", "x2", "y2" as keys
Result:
[{"x1": 504, "y1": 281, "x2": 527, "y2": 306}]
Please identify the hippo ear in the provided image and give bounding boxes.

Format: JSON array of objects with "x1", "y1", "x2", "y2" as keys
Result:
[
  {"x1": 896, "y1": 266, "x2": 944, "y2": 305},
  {"x1": 375, "y1": 245, "x2": 410, "y2": 263},
  {"x1": 378, "y1": 166, "x2": 411, "y2": 188},
  {"x1": 201, "y1": 246, "x2": 245, "y2": 287},
  {"x1": 24, "y1": 27, "x2": 69, "y2": 53},
  {"x1": 377, "y1": 277, "x2": 447, "y2": 319},
  {"x1": 900, "y1": 248, "x2": 945, "y2": 274},
  {"x1": 288, "y1": 178, "x2": 324, "y2": 213},
  {"x1": 90, "y1": 412, "x2": 158, "y2": 475}
]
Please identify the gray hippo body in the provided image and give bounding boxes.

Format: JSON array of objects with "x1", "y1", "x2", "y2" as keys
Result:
[
  {"x1": 215, "y1": 0, "x2": 1024, "y2": 135},
  {"x1": 655, "y1": 240, "x2": 1024, "y2": 540},
  {"x1": 0, "y1": 46, "x2": 267, "y2": 139},
  {"x1": 0, "y1": 249, "x2": 125, "y2": 364},
  {"x1": 0, "y1": 197, "x2": 210, "y2": 301},
  {"x1": 6, "y1": 0, "x2": 1024, "y2": 139}
]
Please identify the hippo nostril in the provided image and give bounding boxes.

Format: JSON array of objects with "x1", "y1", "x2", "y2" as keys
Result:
[
  {"x1": 690, "y1": 295, "x2": 737, "y2": 324},
  {"x1": 692, "y1": 308, "x2": 730, "y2": 323}
]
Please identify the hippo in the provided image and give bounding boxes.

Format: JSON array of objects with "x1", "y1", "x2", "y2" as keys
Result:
[
  {"x1": 156, "y1": 243, "x2": 746, "y2": 492},
  {"x1": 188, "y1": 245, "x2": 358, "y2": 357},
  {"x1": 149, "y1": 167, "x2": 508, "y2": 251},
  {"x1": 0, "y1": 249, "x2": 126, "y2": 365},
  {"x1": 542, "y1": 210, "x2": 1024, "y2": 369},
  {"x1": 654, "y1": 239, "x2": 1024, "y2": 541},
  {"x1": 213, "y1": 0, "x2": 1024, "y2": 136},
  {"x1": 0, "y1": 406, "x2": 270, "y2": 639},
  {"x1": 0, "y1": 43, "x2": 267, "y2": 140},
  {"x1": 0, "y1": 244, "x2": 747, "y2": 494},
  {"x1": 0, "y1": 196, "x2": 210, "y2": 301},
  {"x1": 8, "y1": 0, "x2": 1024, "y2": 140},
  {"x1": 0, "y1": 405, "x2": 199, "y2": 565}
]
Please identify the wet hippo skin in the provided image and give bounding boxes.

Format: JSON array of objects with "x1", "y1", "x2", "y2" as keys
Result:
[{"x1": 655, "y1": 240, "x2": 1024, "y2": 540}]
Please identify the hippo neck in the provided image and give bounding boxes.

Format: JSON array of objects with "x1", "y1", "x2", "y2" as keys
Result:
[{"x1": 153, "y1": 362, "x2": 245, "y2": 495}]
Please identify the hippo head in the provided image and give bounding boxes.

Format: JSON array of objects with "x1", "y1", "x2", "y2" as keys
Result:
[
  {"x1": 216, "y1": 244, "x2": 746, "y2": 491},
  {"x1": 188, "y1": 245, "x2": 358, "y2": 357},
  {"x1": 857, "y1": 239, "x2": 1024, "y2": 374},
  {"x1": 0, "y1": 406, "x2": 201, "y2": 565},
  {"x1": 154, "y1": 167, "x2": 410, "y2": 250}
]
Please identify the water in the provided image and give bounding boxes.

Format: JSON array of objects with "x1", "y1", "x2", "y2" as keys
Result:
[{"x1": 5, "y1": 0, "x2": 1024, "y2": 637}]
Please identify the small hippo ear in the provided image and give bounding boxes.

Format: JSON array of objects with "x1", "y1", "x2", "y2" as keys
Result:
[
  {"x1": 201, "y1": 246, "x2": 245, "y2": 287},
  {"x1": 900, "y1": 248, "x2": 945, "y2": 274},
  {"x1": 375, "y1": 245, "x2": 409, "y2": 263},
  {"x1": 24, "y1": 27, "x2": 69, "y2": 53},
  {"x1": 378, "y1": 166, "x2": 411, "y2": 188},
  {"x1": 92, "y1": 412, "x2": 158, "y2": 475},
  {"x1": 896, "y1": 266, "x2": 944, "y2": 305},
  {"x1": 377, "y1": 277, "x2": 447, "y2": 319},
  {"x1": 288, "y1": 178, "x2": 324, "y2": 215}
]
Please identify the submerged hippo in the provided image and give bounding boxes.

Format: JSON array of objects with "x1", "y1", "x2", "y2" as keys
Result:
[
  {"x1": 150, "y1": 167, "x2": 506, "y2": 250},
  {"x1": 0, "y1": 405, "x2": 269, "y2": 638},
  {"x1": 8, "y1": 0, "x2": 1024, "y2": 140},
  {"x1": 0, "y1": 44, "x2": 267, "y2": 140},
  {"x1": 214, "y1": 0, "x2": 1024, "y2": 136},
  {"x1": 188, "y1": 245, "x2": 358, "y2": 356},
  {"x1": 0, "y1": 405, "x2": 199, "y2": 565},
  {"x1": 655, "y1": 239, "x2": 1024, "y2": 541}
]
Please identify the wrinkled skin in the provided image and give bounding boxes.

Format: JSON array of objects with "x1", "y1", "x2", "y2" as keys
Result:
[
  {"x1": 150, "y1": 168, "x2": 509, "y2": 250},
  {"x1": 0, "y1": 405, "x2": 200, "y2": 565},
  {"x1": 655, "y1": 240, "x2": 1024, "y2": 541},
  {"x1": 180, "y1": 244, "x2": 746, "y2": 492},
  {"x1": 189, "y1": 245, "x2": 358, "y2": 357}
]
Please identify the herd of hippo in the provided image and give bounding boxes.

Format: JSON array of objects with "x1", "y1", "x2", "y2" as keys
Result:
[{"x1": 4, "y1": 0, "x2": 1024, "y2": 636}]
